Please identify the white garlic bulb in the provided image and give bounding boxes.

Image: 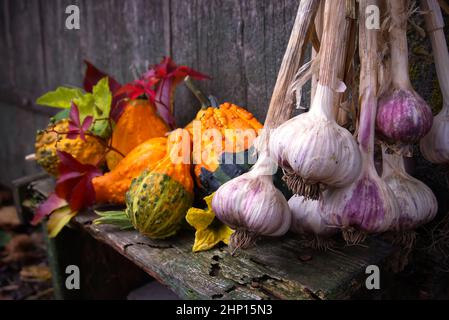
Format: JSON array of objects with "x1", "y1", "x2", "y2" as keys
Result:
[
  {"x1": 382, "y1": 149, "x2": 438, "y2": 231},
  {"x1": 288, "y1": 195, "x2": 336, "y2": 237},
  {"x1": 212, "y1": 154, "x2": 291, "y2": 250},
  {"x1": 420, "y1": 106, "x2": 449, "y2": 164},
  {"x1": 269, "y1": 84, "x2": 362, "y2": 200}
]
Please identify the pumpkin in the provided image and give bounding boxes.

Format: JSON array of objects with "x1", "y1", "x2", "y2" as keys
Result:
[
  {"x1": 185, "y1": 102, "x2": 263, "y2": 192},
  {"x1": 125, "y1": 129, "x2": 194, "y2": 239},
  {"x1": 35, "y1": 119, "x2": 106, "y2": 176},
  {"x1": 106, "y1": 99, "x2": 169, "y2": 170},
  {"x1": 93, "y1": 137, "x2": 167, "y2": 204}
]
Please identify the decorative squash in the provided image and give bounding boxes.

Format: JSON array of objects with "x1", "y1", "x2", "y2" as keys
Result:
[
  {"x1": 35, "y1": 119, "x2": 106, "y2": 176},
  {"x1": 125, "y1": 129, "x2": 194, "y2": 239},
  {"x1": 93, "y1": 137, "x2": 167, "y2": 204},
  {"x1": 106, "y1": 99, "x2": 169, "y2": 170},
  {"x1": 185, "y1": 102, "x2": 263, "y2": 193}
]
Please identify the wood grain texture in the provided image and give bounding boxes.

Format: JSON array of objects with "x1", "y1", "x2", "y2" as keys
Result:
[
  {"x1": 0, "y1": 0, "x2": 447, "y2": 187},
  {"x1": 67, "y1": 210, "x2": 394, "y2": 300}
]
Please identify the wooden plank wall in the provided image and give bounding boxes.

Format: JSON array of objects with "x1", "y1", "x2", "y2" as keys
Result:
[
  {"x1": 0, "y1": 0, "x2": 298, "y2": 186},
  {"x1": 0, "y1": 0, "x2": 445, "y2": 187}
]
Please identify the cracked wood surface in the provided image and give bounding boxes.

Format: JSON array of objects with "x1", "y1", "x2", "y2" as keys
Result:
[
  {"x1": 72, "y1": 211, "x2": 394, "y2": 300},
  {"x1": 31, "y1": 176, "x2": 395, "y2": 300}
]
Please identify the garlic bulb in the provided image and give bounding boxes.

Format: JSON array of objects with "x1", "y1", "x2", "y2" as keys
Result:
[
  {"x1": 288, "y1": 195, "x2": 337, "y2": 250},
  {"x1": 212, "y1": 154, "x2": 291, "y2": 251},
  {"x1": 322, "y1": 164, "x2": 399, "y2": 243},
  {"x1": 420, "y1": 108, "x2": 449, "y2": 164},
  {"x1": 377, "y1": 89, "x2": 433, "y2": 145},
  {"x1": 419, "y1": 0, "x2": 449, "y2": 164},
  {"x1": 381, "y1": 147, "x2": 437, "y2": 231},
  {"x1": 321, "y1": 0, "x2": 399, "y2": 244},
  {"x1": 269, "y1": 0, "x2": 361, "y2": 200},
  {"x1": 376, "y1": 0, "x2": 433, "y2": 145}
]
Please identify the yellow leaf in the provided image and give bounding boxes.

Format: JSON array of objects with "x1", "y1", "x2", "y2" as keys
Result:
[
  {"x1": 187, "y1": 192, "x2": 234, "y2": 252},
  {"x1": 186, "y1": 207, "x2": 215, "y2": 231},
  {"x1": 192, "y1": 224, "x2": 234, "y2": 252},
  {"x1": 47, "y1": 207, "x2": 77, "y2": 238}
]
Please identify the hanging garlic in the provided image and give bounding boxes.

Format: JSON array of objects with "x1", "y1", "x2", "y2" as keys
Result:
[
  {"x1": 211, "y1": 0, "x2": 320, "y2": 251},
  {"x1": 212, "y1": 154, "x2": 291, "y2": 251},
  {"x1": 288, "y1": 195, "x2": 337, "y2": 250},
  {"x1": 269, "y1": 0, "x2": 361, "y2": 200},
  {"x1": 382, "y1": 146, "x2": 438, "y2": 232},
  {"x1": 381, "y1": 145, "x2": 437, "y2": 272},
  {"x1": 419, "y1": 0, "x2": 449, "y2": 164},
  {"x1": 321, "y1": 0, "x2": 399, "y2": 244},
  {"x1": 376, "y1": 0, "x2": 433, "y2": 146}
]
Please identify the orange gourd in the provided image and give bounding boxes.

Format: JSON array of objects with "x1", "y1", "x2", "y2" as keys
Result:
[
  {"x1": 185, "y1": 102, "x2": 263, "y2": 187},
  {"x1": 106, "y1": 99, "x2": 169, "y2": 170},
  {"x1": 93, "y1": 137, "x2": 167, "y2": 204}
]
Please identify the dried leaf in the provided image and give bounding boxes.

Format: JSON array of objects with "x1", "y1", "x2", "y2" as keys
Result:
[{"x1": 20, "y1": 265, "x2": 52, "y2": 282}]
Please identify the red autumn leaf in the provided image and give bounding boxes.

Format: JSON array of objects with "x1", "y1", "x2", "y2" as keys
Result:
[
  {"x1": 83, "y1": 60, "x2": 121, "y2": 94},
  {"x1": 109, "y1": 93, "x2": 128, "y2": 123},
  {"x1": 67, "y1": 102, "x2": 93, "y2": 141},
  {"x1": 31, "y1": 193, "x2": 67, "y2": 226},
  {"x1": 118, "y1": 57, "x2": 210, "y2": 129},
  {"x1": 55, "y1": 151, "x2": 101, "y2": 211}
]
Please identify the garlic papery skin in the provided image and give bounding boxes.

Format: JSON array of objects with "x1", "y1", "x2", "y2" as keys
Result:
[
  {"x1": 320, "y1": 0, "x2": 400, "y2": 244},
  {"x1": 269, "y1": 84, "x2": 362, "y2": 200},
  {"x1": 268, "y1": 0, "x2": 362, "y2": 201},
  {"x1": 419, "y1": 0, "x2": 449, "y2": 164},
  {"x1": 211, "y1": 154, "x2": 291, "y2": 251},
  {"x1": 420, "y1": 107, "x2": 449, "y2": 164},
  {"x1": 376, "y1": 0, "x2": 433, "y2": 145},
  {"x1": 381, "y1": 148, "x2": 437, "y2": 231},
  {"x1": 288, "y1": 195, "x2": 337, "y2": 250}
]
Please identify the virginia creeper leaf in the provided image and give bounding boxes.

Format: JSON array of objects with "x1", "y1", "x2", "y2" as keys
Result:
[
  {"x1": 55, "y1": 151, "x2": 102, "y2": 211},
  {"x1": 83, "y1": 60, "x2": 121, "y2": 94},
  {"x1": 91, "y1": 77, "x2": 112, "y2": 138}
]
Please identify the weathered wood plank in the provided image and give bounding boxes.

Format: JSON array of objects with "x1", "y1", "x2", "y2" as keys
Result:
[
  {"x1": 28, "y1": 176, "x2": 395, "y2": 300},
  {"x1": 6, "y1": 0, "x2": 48, "y2": 97},
  {"x1": 70, "y1": 210, "x2": 394, "y2": 300},
  {"x1": 0, "y1": 102, "x2": 50, "y2": 186},
  {"x1": 38, "y1": 0, "x2": 84, "y2": 91}
]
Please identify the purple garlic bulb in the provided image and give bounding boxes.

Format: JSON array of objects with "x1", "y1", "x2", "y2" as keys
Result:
[{"x1": 376, "y1": 89, "x2": 433, "y2": 144}]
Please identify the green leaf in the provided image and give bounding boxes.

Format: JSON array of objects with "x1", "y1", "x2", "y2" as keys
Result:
[
  {"x1": 73, "y1": 93, "x2": 95, "y2": 122},
  {"x1": 36, "y1": 87, "x2": 84, "y2": 108},
  {"x1": 51, "y1": 109, "x2": 71, "y2": 123},
  {"x1": 93, "y1": 78, "x2": 112, "y2": 117},
  {"x1": 91, "y1": 77, "x2": 113, "y2": 138}
]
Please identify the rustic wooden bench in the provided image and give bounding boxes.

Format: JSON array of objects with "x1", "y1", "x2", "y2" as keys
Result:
[{"x1": 14, "y1": 173, "x2": 396, "y2": 300}]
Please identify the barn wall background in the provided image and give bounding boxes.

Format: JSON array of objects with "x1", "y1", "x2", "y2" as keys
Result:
[{"x1": 0, "y1": 0, "x2": 446, "y2": 187}]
